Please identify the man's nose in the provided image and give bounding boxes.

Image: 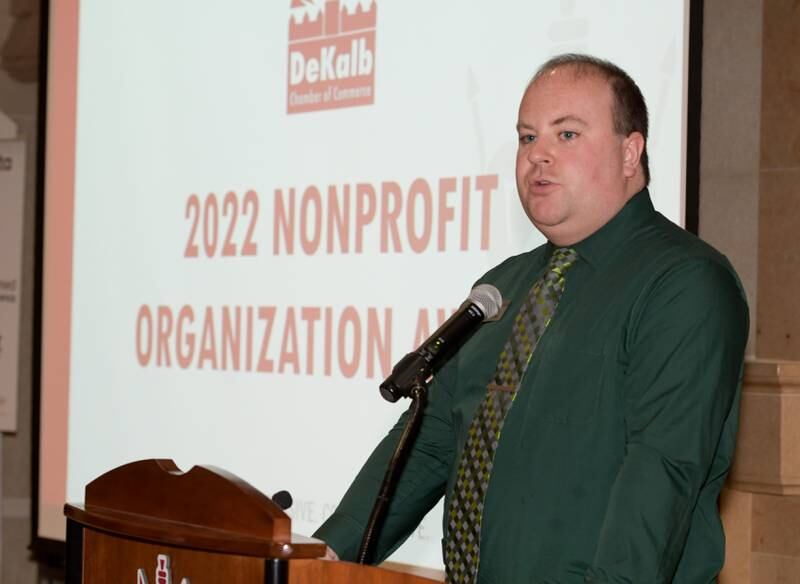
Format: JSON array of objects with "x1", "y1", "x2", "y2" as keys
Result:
[{"x1": 527, "y1": 140, "x2": 552, "y2": 164}]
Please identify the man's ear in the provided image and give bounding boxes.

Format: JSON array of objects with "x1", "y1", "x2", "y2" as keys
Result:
[{"x1": 622, "y1": 132, "x2": 645, "y2": 178}]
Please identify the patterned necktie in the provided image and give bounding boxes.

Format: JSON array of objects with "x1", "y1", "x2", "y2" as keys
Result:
[{"x1": 443, "y1": 247, "x2": 579, "y2": 584}]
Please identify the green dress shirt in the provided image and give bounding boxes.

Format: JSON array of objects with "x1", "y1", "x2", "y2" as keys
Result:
[{"x1": 314, "y1": 189, "x2": 749, "y2": 583}]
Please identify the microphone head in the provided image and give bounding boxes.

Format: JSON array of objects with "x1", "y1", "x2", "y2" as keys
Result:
[
  {"x1": 272, "y1": 490, "x2": 293, "y2": 511},
  {"x1": 469, "y1": 284, "x2": 502, "y2": 320}
]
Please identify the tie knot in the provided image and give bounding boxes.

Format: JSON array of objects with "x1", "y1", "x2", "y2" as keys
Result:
[{"x1": 547, "y1": 247, "x2": 578, "y2": 276}]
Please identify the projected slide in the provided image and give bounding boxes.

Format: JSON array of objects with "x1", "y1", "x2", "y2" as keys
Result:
[{"x1": 39, "y1": 0, "x2": 690, "y2": 569}]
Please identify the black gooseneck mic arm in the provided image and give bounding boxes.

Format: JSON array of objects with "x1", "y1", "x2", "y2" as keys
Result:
[
  {"x1": 356, "y1": 284, "x2": 502, "y2": 565},
  {"x1": 356, "y1": 379, "x2": 427, "y2": 565}
]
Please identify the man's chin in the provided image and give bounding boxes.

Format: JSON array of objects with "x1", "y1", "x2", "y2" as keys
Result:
[
  {"x1": 529, "y1": 212, "x2": 567, "y2": 231},
  {"x1": 530, "y1": 217, "x2": 578, "y2": 246}
]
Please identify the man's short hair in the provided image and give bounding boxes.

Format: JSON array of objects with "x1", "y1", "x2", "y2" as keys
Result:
[{"x1": 532, "y1": 54, "x2": 650, "y2": 186}]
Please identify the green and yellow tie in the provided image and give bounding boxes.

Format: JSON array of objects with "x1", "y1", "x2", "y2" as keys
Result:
[{"x1": 443, "y1": 247, "x2": 579, "y2": 584}]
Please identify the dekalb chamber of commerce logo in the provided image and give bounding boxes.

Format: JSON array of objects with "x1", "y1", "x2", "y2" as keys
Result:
[
  {"x1": 137, "y1": 554, "x2": 190, "y2": 584},
  {"x1": 287, "y1": 0, "x2": 377, "y2": 114}
]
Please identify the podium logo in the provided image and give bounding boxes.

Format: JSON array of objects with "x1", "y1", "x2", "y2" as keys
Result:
[
  {"x1": 287, "y1": 0, "x2": 377, "y2": 114},
  {"x1": 136, "y1": 554, "x2": 190, "y2": 584}
]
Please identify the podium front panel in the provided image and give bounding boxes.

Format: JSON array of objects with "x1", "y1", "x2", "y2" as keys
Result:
[{"x1": 82, "y1": 528, "x2": 266, "y2": 584}]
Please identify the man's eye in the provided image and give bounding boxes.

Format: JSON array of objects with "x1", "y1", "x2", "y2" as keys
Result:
[
  {"x1": 520, "y1": 135, "x2": 536, "y2": 144},
  {"x1": 560, "y1": 131, "x2": 578, "y2": 140}
]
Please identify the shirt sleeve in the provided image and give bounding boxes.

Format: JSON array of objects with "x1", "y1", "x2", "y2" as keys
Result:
[
  {"x1": 538, "y1": 258, "x2": 749, "y2": 584},
  {"x1": 312, "y1": 356, "x2": 459, "y2": 563}
]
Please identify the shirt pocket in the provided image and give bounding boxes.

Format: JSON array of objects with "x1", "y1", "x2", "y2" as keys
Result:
[{"x1": 526, "y1": 334, "x2": 606, "y2": 426}]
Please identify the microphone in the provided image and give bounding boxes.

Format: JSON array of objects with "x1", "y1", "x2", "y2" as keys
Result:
[
  {"x1": 379, "y1": 284, "x2": 503, "y2": 402},
  {"x1": 272, "y1": 490, "x2": 293, "y2": 511}
]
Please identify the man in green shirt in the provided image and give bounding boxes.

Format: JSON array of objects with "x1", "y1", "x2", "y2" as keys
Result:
[{"x1": 314, "y1": 54, "x2": 749, "y2": 583}]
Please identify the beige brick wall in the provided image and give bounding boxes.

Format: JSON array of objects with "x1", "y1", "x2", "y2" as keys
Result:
[
  {"x1": 0, "y1": 0, "x2": 44, "y2": 582},
  {"x1": 702, "y1": 1, "x2": 800, "y2": 580}
]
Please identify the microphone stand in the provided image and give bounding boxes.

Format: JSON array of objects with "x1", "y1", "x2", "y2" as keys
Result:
[{"x1": 356, "y1": 379, "x2": 428, "y2": 565}]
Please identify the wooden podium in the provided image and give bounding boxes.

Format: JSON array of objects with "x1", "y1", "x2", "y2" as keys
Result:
[{"x1": 64, "y1": 459, "x2": 442, "y2": 584}]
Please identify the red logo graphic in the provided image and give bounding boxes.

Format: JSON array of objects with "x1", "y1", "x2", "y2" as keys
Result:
[
  {"x1": 287, "y1": 0, "x2": 377, "y2": 114},
  {"x1": 136, "y1": 554, "x2": 189, "y2": 584}
]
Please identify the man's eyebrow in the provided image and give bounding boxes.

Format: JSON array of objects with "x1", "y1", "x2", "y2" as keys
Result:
[
  {"x1": 516, "y1": 115, "x2": 588, "y2": 132},
  {"x1": 552, "y1": 115, "x2": 588, "y2": 126}
]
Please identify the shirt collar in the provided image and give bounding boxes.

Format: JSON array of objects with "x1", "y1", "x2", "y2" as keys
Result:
[{"x1": 546, "y1": 188, "x2": 655, "y2": 269}]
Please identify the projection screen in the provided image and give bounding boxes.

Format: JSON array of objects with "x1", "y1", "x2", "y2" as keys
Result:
[{"x1": 37, "y1": 0, "x2": 694, "y2": 569}]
